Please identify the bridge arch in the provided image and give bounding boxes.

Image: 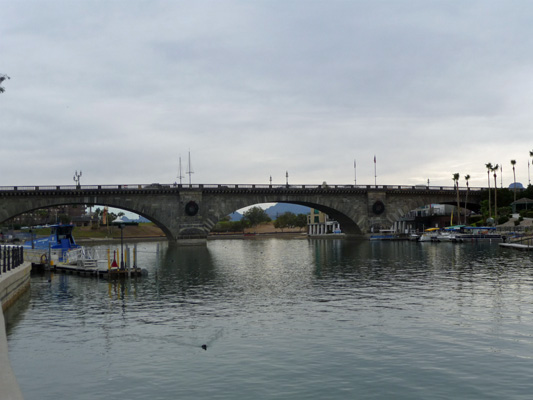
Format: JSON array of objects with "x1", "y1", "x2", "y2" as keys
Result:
[{"x1": 0, "y1": 190, "x2": 177, "y2": 240}]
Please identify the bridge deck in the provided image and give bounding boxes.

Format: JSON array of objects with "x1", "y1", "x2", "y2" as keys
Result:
[{"x1": 0, "y1": 183, "x2": 483, "y2": 194}]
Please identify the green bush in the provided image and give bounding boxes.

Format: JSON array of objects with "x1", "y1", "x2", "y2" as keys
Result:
[
  {"x1": 498, "y1": 215, "x2": 509, "y2": 225},
  {"x1": 212, "y1": 220, "x2": 246, "y2": 233}
]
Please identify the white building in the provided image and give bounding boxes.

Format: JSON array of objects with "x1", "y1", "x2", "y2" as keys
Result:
[{"x1": 307, "y1": 208, "x2": 341, "y2": 236}]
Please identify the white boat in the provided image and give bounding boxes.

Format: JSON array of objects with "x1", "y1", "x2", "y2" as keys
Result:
[{"x1": 418, "y1": 228, "x2": 440, "y2": 242}]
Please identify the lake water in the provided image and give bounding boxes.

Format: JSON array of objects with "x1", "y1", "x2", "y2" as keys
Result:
[{"x1": 5, "y1": 238, "x2": 533, "y2": 399}]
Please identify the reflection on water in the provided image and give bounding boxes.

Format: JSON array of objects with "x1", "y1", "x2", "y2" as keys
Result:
[{"x1": 5, "y1": 239, "x2": 533, "y2": 400}]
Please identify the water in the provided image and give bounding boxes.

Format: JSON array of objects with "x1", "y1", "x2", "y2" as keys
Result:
[{"x1": 5, "y1": 239, "x2": 533, "y2": 399}]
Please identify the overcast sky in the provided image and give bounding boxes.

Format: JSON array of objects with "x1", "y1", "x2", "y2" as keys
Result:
[{"x1": 2, "y1": 0, "x2": 533, "y2": 189}]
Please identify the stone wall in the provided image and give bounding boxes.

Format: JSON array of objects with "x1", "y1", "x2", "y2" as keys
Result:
[{"x1": 0, "y1": 260, "x2": 31, "y2": 400}]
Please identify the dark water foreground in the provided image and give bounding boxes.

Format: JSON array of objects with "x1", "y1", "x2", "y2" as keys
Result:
[{"x1": 5, "y1": 239, "x2": 533, "y2": 400}]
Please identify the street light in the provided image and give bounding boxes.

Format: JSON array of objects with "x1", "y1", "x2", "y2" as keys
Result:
[
  {"x1": 113, "y1": 216, "x2": 126, "y2": 269},
  {"x1": 73, "y1": 170, "x2": 82, "y2": 188}
]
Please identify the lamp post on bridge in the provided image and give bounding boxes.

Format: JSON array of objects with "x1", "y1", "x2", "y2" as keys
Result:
[{"x1": 73, "y1": 170, "x2": 82, "y2": 189}]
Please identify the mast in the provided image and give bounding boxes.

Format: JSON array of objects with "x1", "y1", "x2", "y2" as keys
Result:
[
  {"x1": 177, "y1": 156, "x2": 184, "y2": 185},
  {"x1": 186, "y1": 150, "x2": 194, "y2": 185}
]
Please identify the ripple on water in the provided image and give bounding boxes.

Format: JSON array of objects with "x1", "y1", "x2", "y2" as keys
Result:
[{"x1": 6, "y1": 239, "x2": 533, "y2": 400}]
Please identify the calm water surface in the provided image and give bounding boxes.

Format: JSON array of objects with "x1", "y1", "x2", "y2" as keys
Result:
[{"x1": 5, "y1": 239, "x2": 533, "y2": 399}]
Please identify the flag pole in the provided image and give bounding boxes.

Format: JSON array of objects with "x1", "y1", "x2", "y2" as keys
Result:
[
  {"x1": 354, "y1": 159, "x2": 357, "y2": 186},
  {"x1": 374, "y1": 155, "x2": 377, "y2": 186}
]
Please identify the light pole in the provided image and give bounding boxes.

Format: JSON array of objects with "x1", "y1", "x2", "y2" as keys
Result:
[{"x1": 73, "y1": 170, "x2": 82, "y2": 188}]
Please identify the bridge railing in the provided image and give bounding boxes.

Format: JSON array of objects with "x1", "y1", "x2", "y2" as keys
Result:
[{"x1": 0, "y1": 183, "x2": 481, "y2": 192}]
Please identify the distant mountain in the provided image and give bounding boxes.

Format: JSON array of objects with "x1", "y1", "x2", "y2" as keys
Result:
[
  {"x1": 264, "y1": 203, "x2": 310, "y2": 219},
  {"x1": 229, "y1": 211, "x2": 243, "y2": 221}
]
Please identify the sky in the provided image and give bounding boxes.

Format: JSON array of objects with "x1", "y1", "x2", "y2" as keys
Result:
[{"x1": 2, "y1": 0, "x2": 533, "y2": 189}]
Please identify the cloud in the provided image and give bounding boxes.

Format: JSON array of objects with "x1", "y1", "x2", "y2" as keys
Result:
[{"x1": 2, "y1": 0, "x2": 533, "y2": 188}]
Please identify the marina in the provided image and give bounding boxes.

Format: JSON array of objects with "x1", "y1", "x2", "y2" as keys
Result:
[{"x1": 22, "y1": 224, "x2": 145, "y2": 278}]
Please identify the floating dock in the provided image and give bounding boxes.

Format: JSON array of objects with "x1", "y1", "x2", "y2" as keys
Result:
[
  {"x1": 499, "y1": 243, "x2": 532, "y2": 251},
  {"x1": 25, "y1": 245, "x2": 146, "y2": 279},
  {"x1": 31, "y1": 262, "x2": 145, "y2": 278}
]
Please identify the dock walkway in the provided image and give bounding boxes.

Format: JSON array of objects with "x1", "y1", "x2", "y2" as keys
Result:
[{"x1": 499, "y1": 243, "x2": 532, "y2": 251}]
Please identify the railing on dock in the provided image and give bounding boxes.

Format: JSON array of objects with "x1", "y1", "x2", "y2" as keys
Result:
[{"x1": 0, "y1": 245, "x2": 24, "y2": 275}]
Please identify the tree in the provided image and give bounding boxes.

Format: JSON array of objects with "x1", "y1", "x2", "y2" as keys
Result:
[
  {"x1": 530, "y1": 150, "x2": 533, "y2": 186},
  {"x1": 453, "y1": 173, "x2": 461, "y2": 225},
  {"x1": 242, "y1": 206, "x2": 271, "y2": 227},
  {"x1": 295, "y1": 214, "x2": 308, "y2": 230},
  {"x1": 492, "y1": 164, "x2": 499, "y2": 220},
  {"x1": 511, "y1": 159, "x2": 517, "y2": 202},
  {"x1": 58, "y1": 214, "x2": 71, "y2": 224},
  {"x1": 464, "y1": 174, "x2": 470, "y2": 225},
  {"x1": 273, "y1": 212, "x2": 295, "y2": 232},
  {"x1": 0, "y1": 74, "x2": 10, "y2": 93},
  {"x1": 485, "y1": 163, "x2": 493, "y2": 219}
]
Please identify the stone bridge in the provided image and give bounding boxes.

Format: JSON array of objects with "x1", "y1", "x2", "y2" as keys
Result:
[{"x1": 0, "y1": 183, "x2": 484, "y2": 243}]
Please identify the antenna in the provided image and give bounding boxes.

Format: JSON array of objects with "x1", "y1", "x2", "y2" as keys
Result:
[{"x1": 186, "y1": 150, "x2": 194, "y2": 185}]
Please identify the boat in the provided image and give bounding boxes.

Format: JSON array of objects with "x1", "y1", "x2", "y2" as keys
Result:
[
  {"x1": 437, "y1": 225, "x2": 464, "y2": 242},
  {"x1": 456, "y1": 226, "x2": 502, "y2": 240},
  {"x1": 22, "y1": 224, "x2": 143, "y2": 277},
  {"x1": 418, "y1": 228, "x2": 440, "y2": 242}
]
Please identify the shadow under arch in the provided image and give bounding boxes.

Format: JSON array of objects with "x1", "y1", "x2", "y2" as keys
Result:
[{"x1": 0, "y1": 200, "x2": 174, "y2": 240}]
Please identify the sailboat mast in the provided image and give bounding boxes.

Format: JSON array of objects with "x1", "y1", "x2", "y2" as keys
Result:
[
  {"x1": 186, "y1": 150, "x2": 194, "y2": 185},
  {"x1": 177, "y1": 156, "x2": 184, "y2": 185}
]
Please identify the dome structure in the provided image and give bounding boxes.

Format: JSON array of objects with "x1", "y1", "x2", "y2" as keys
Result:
[{"x1": 509, "y1": 182, "x2": 524, "y2": 189}]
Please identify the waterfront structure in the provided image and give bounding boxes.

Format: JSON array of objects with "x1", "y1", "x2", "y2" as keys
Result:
[
  {"x1": 307, "y1": 208, "x2": 341, "y2": 236},
  {"x1": 0, "y1": 245, "x2": 28, "y2": 400},
  {"x1": 511, "y1": 198, "x2": 533, "y2": 214}
]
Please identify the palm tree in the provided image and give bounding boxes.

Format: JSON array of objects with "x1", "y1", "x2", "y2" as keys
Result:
[
  {"x1": 529, "y1": 150, "x2": 533, "y2": 186},
  {"x1": 453, "y1": 173, "x2": 460, "y2": 225},
  {"x1": 511, "y1": 159, "x2": 517, "y2": 202},
  {"x1": 492, "y1": 164, "x2": 499, "y2": 220},
  {"x1": 464, "y1": 174, "x2": 470, "y2": 225},
  {"x1": 0, "y1": 74, "x2": 10, "y2": 93},
  {"x1": 485, "y1": 163, "x2": 493, "y2": 219}
]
